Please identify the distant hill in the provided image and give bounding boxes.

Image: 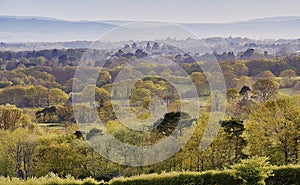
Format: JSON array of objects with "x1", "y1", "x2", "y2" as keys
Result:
[
  {"x1": 0, "y1": 16, "x2": 117, "y2": 42},
  {"x1": 182, "y1": 17, "x2": 300, "y2": 39},
  {"x1": 0, "y1": 16, "x2": 300, "y2": 42},
  {"x1": 97, "y1": 20, "x2": 133, "y2": 26},
  {"x1": 242, "y1": 16, "x2": 300, "y2": 23}
]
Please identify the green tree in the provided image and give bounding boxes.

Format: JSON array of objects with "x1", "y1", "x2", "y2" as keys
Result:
[
  {"x1": 243, "y1": 97, "x2": 300, "y2": 165},
  {"x1": 232, "y1": 156, "x2": 273, "y2": 185},
  {"x1": 236, "y1": 76, "x2": 252, "y2": 92},
  {"x1": 23, "y1": 85, "x2": 49, "y2": 107},
  {"x1": 56, "y1": 105, "x2": 75, "y2": 123},
  {"x1": 35, "y1": 134, "x2": 83, "y2": 178},
  {"x1": 0, "y1": 105, "x2": 29, "y2": 131},
  {"x1": 191, "y1": 72, "x2": 210, "y2": 96},
  {"x1": 180, "y1": 115, "x2": 207, "y2": 171},
  {"x1": 252, "y1": 79, "x2": 278, "y2": 102},
  {"x1": 130, "y1": 87, "x2": 151, "y2": 108},
  {"x1": 224, "y1": 71, "x2": 238, "y2": 89},
  {"x1": 257, "y1": 70, "x2": 275, "y2": 80},
  {"x1": 66, "y1": 78, "x2": 82, "y2": 93},
  {"x1": 279, "y1": 69, "x2": 297, "y2": 88},
  {"x1": 0, "y1": 129, "x2": 37, "y2": 179},
  {"x1": 0, "y1": 85, "x2": 26, "y2": 107},
  {"x1": 96, "y1": 71, "x2": 112, "y2": 87},
  {"x1": 95, "y1": 87, "x2": 110, "y2": 107},
  {"x1": 220, "y1": 119, "x2": 246, "y2": 164},
  {"x1": 48, "y1": 88, "x2": 69, "y2": 106},
  {"x1": 234, "y1": 61, "x2": 249, "y2": 77},
  {"x1": 0, "y1": 58, "x2": 3, "y2": 70},
  {"x1": 35, "y1": 56, "x2": 46, "y2": 66},
  {"x1": 226, "y1": 88, "x2": 239, "y2": 101},
  {"x1": 280, "y1": 69, "x2": 297, "y2": 78}
]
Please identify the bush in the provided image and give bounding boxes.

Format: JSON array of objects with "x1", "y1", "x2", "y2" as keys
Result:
[
  {"x1": 0, "y1": 173, "x2": 102, "y2": 185},
  {"x1": 265, "y1": 165, "x2": 300, "y2": 185},
  {"x1": 110, "y1": 165, "x2": 299, "y2": 185},
  {"x1": 0, "y1": 165, "x2": 299, "y2": 185},
  {"x1": 0, "y1": 81, "x2": 12, "y2": 88},
  {"x1": 110, "y1": 171, "x2": 242, "y2": 185},
  {"x1": 231, "y1": 156, "x2": 273, "y2": 185}
]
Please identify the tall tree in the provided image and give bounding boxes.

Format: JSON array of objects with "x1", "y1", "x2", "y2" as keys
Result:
[
  {"x1": 0, "y1": 105, "x2": 29, "y2": 131},
  {"x1": 96, "y1": 71, "x2": 112, "y2": 88},
  {"x1": 279, "y1": 69, "x2": 297, "y2": 88},
  {"x1": 0, "y1": 129, "x2": 37, "y2": 179},
  {"x1": 252, "y1": 79, "x2": 278, "y2": 102},
  {"x1": 243, "y1": 97, "x2": 300, "y2": 165},
  {"x1": 48, "y1": 88, "x2": 69, "y2": 106}
]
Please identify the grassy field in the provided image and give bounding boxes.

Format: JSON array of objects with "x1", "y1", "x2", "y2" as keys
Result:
[{"x1": 279, "y1": 88, "x2": 299, "y2": 96}]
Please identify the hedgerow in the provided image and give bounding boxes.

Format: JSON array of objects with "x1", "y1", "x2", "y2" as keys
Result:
[{"x1": 0, "y1": 165, "x2": 299, "y2": 185}]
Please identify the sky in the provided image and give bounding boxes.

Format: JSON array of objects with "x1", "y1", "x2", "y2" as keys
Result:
[{"x1": 0, "y1": 0, "x2": 300, "y2": 23}]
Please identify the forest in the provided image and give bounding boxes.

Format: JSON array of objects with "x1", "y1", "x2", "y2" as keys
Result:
[{"x1": 0, "y1": 41, "x2": 299, "y2": 185}]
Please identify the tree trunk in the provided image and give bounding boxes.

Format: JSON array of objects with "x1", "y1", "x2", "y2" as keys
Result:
[
  {"x1": 295, "y1": 138, "x2": 299, "y2": 164},
  {"x1": 284, "y1": 144, "x2": 289, "y2": 165}
]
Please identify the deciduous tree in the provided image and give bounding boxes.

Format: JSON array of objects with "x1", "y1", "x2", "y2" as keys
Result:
[
  {"x1": 243, "y1": 97, "x2": 300, "y2": 165},
  {"x1": 252, "y1": 79, "x2": 278, "y2": 102}
]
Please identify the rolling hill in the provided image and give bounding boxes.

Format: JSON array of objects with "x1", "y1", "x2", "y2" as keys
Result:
[{"x1": 0, "y1": 16, "x2": 300, "y2": 42}]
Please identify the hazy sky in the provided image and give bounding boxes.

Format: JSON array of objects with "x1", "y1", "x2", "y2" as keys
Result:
[{"x1": 1, "y1": 0, "x2": 300, "y2": 23}]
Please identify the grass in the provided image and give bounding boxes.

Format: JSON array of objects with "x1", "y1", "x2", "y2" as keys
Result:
[{"x1": 279, "y1": 88, "x2": 299, "y2": 96}]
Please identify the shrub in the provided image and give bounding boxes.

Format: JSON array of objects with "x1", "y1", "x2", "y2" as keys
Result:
[
  {"x1": 265, "y1": 165, "x2": 300, "y2": 185},
  {"x1": 231, "y1": 156, "x2": 273, "y2": 185},
  {"x1": 0, "y1": 173, "x2": 102, "y2": 185},
  {"x1": 0, "y1": 165, "x2": 299, "y2": 185},
  {"x1": 110, "y1": 171, "x2": 242, "y2": 185},
  {"x1": 0, "y1": 81, "x2": 12, "y2": 88}
]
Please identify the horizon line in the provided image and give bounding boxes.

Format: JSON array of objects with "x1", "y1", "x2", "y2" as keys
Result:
[{"x1": 1, "y1": 14, "x2": 300, "y2": 24}]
